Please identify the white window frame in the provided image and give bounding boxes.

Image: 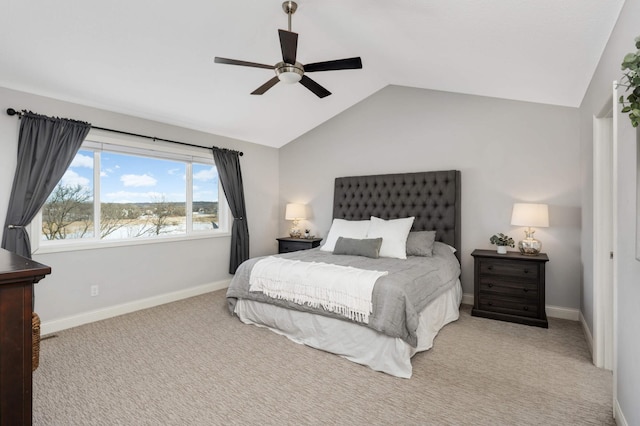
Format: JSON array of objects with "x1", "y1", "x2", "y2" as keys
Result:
[{"x1": 31, "y1": 131, "x2": 231, "y2": 254}]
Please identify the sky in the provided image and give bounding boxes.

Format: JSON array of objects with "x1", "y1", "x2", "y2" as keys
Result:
[{"x1": 59, "y1": 149, "x2": 219, "y2": 203}]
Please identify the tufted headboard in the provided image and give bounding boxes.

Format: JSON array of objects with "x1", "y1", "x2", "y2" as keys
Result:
[{"x1": 332, "y1": 170, "x2": 461, "y2": 261}]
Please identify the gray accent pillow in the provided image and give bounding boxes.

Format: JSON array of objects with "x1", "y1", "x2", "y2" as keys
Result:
[
  {"x1": 333, "y1": 237, "x2": 383, "y2": 258},
  {"x1": 406, "y1": 231, "x2": 436, "y2": 256}
]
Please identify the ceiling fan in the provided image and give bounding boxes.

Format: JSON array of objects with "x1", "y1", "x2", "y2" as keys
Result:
[{"x1": 214, "y1": 1, "x2": 362, "y2": 98}]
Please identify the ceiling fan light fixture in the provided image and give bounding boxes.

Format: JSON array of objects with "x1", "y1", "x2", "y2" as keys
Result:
[
  {"x1": 276, "y1": 62, "x2": 303, "y2": 84},
  {"x1": 214, "y1": 1, "x2": 361, "y2": 97}
]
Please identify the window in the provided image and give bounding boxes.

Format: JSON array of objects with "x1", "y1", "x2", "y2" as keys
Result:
[{"x1": 33, "y1": 133, "x2": 229, "y2": 253}]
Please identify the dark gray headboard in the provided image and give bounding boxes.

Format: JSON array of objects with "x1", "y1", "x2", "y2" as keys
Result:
[{"x1": 333, "y1": 170, "x2": 461, "y2": 260}]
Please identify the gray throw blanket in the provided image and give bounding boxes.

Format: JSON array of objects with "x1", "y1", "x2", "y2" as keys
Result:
[{"x1": 226, "y1": 242, "x2": 460, "y2": 347}]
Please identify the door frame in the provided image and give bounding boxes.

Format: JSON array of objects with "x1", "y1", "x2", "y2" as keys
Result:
[{"x1": 592, "y1": 86, "x2": 617, "y2": 374}]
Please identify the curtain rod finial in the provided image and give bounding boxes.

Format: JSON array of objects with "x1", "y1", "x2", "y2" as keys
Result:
[{"x1": 6, "y1": 108, "x2": 18, "y2": 116}]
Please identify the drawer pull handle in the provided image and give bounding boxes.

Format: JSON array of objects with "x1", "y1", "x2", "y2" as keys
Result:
[
  {"x1": 488, "y1": 283, "x2": 493, "y2": 288},
  {"x1": 523, "y1": 288, "x2": 528, "y2": 293},
  {"x1": 488, "y1": 302, "x2": 493, "y2": 306},
  {"x1": 523, "y1": 306, "x2": 529, "y2": 311},
  {"x1": 523, "y1": 269, "x2": 529, "y2": 274},
  {"x1": 487, "y1": 266, "x2": 493, "y2": 271}
]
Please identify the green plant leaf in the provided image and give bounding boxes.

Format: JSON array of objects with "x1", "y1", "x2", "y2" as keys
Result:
[{"x1": 622, "y1": 53, "x2": 637, "y2": 65}]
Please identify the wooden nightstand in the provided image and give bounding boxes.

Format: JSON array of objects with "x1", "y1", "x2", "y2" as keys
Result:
[
  {"x1": 471, "y1": 249, "x2": 549, "y2": 328},
  {"x1": 277, "y1": 237, "x2": 323, "y2": 254}
]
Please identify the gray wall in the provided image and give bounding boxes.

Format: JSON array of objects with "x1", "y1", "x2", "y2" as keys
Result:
[
  {"x1": 279, "y1": 85, "x2": 581, "y2": 308},
  {"x1": 0, "y1": 86, "x2": 280, "y2": 323},
  {"x1": 580, "y1": 0, "x2": 640, "y2": 422}
]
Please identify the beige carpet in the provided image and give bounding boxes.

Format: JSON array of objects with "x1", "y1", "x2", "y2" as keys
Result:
[{"x1": 33, "y1": 290, "x2": 613, "y2": 425}]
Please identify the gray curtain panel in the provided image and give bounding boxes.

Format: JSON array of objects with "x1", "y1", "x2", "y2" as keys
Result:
[
  {"x1": 212, "y1": 148, "x2": 249, "y2": 274},
  {"x1": 2, "y1": 111, "x2": 91, "y2": 258}
]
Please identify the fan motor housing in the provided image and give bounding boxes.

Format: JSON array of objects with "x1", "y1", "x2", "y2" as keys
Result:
[{"x1": 275, "y1": 61, "x2": 304, "y2": 83}]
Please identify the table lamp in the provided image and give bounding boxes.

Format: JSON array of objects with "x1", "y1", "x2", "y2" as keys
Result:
[
  {"x1": 511, "y1": 203, "x2": 549, "y2": 255},
  {"x1": 285, "y1": 203, "x2": 306, "y2": 238}
]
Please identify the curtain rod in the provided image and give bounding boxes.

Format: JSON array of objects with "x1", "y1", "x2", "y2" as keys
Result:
[{"x1": 5, "y1": 108, "x2": 243, "y2": 156}]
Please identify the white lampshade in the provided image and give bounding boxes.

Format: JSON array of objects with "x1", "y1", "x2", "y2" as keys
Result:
[
  {"x1": 511, "y1": 203, "x2": 549, "y2": 227},
  {"x1": 285, "y1": 203, "x2": 306, "y2": 220}
]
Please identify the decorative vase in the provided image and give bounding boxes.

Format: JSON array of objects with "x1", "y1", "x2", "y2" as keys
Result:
[{"x1": 497, "y1": 246, "x2": 507, "y2": 254}]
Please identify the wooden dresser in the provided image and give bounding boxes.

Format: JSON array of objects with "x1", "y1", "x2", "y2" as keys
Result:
[
  {"x1": 471, "y1": 249, "x2": 549, "y2": 328},
  {"x1": 0, "y1": 249, "x2": 51, "y2": 426}
]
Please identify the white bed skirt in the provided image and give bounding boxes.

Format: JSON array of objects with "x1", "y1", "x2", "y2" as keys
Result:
[{"x1": 233, "y1": 279, "x2": 462, "y2": 378}]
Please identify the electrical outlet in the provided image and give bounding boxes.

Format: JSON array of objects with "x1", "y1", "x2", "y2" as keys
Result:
[{"x1": 90, "y1": 285, "x2": 99, "y2": 297}]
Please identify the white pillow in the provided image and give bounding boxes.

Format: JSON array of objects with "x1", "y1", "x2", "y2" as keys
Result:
[
  {"x1": 367, "y1": 216, "x2": 415, "y2": 259},
  {"x1": 320, "y1": 219, "x2": 371, "y2": 252}
]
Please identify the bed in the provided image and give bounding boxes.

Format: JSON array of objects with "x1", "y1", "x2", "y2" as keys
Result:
[{"x1": 226, "y1": 170, "x2": 461, "y2": 378}]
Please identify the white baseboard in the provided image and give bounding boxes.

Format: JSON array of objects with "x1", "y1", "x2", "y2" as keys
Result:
[
  {"x1": 546, "y1": 304, "x2": 580, "y2": 321},
  {"x1": 462, "y1": 293, "x2": 580, "y2": 321},
  {"x1": 41, "y1": 279, "x2": 231, "y2": 335},
  {"x1": 579, "y1": 310, "x2": 594, "y2": 360},
  {"x1": 614, "y1": 399, "x2": 629, "y2": 426},
  {"x1": 461, "y1": 293, "x2": 474, "y2": 306}
]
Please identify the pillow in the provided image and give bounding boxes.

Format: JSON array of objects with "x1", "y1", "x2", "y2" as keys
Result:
[
  {"x1": 433, "y1": 241, "x2": 458, "y2": 256},
  {"x1": 366, "y1": 216, "x2": 415, "y2": 259},
  {"x1": 320, "y1": 219, "x2": 371, "y2": 252},
  {"x1": 406, "y1": 230, "x2": 437, "y2": 257},
  {"x1": 433, "y1": 241, "x2": 458, "y2": 253},
  {"x1": 333, "y1": 237, "x2": 383, "y2": 258}
]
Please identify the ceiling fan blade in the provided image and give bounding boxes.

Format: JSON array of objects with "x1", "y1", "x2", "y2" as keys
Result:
[
  {"x1": 278, "y1": 29, "x2": 298, "y2": 64},
  {"x1": 299, "y1": 75, "x2": 331, "y2": 98},
  {"x1": 304, "y1": 57, "x2": 363, "y2": 72},
  {"x1": 214, "y1": 57, "x2": 273, "y2": 70},
  {"x1": 251, "y1": 76, "x2": 280, "y2": 95}
]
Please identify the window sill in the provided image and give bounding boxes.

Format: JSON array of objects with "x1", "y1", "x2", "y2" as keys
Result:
[{"x1": 32, "y1": 231, "x2": 231, "y2": 255}]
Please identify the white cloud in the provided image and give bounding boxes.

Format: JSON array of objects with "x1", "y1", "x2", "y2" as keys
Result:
[
  {"x1": 193, "y1": 167, "x2": 216, "y2": 182},
  {"x1": 100, "y1": 171, "x2": 108, "y2": 177},
  {"x1": 60, "y1": 170, "x2": 90, "y2": 187},
  {"x1": 70, "y1": 153, "x2": 93, "y2": 168},
  {"x1": 120, "y1": 174, "x2": 157, "y2": 187},
  {"x1": 167, "y1": 168, "x2": 180, "y2": 175}
]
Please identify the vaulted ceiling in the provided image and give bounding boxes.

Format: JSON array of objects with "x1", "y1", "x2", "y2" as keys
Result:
[{"x1": 0, "y1": 1, "x2": 625, "y2": 148}]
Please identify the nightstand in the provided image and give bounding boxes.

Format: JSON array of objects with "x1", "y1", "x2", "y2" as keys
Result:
[
  {"x1": 277, "y1": 237, "x2": 323, "y2": 254},
  {"x1": 471, "y1": 249, "x2": 549, "y2": 328}
]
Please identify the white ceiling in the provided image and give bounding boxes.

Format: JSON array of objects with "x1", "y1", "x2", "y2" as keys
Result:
[{"x1": 0, "y1": 0, "x2": 625, "y2": 148}]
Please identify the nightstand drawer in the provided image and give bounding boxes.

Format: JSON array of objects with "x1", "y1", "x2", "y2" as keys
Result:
[
  {"x1": 277, "y1": 237, "x2": 323, "y2": 254},
  {"x1": 279, "y1": 241, "x2": 308, "y2": 253},
  {"x1": 477, "y1": 294, "x2": 539, "y2": 318},
  {"x1": 479, "y1": 259, "x2": 539, "y2": 280},
  {"x1": 478, "y1": 277, "x2": 538, "y2": 299}
]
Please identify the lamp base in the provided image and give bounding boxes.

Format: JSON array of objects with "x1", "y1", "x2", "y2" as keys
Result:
[{"x1": 518, "y1": 229, "x2": 542, "y2": 255}]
